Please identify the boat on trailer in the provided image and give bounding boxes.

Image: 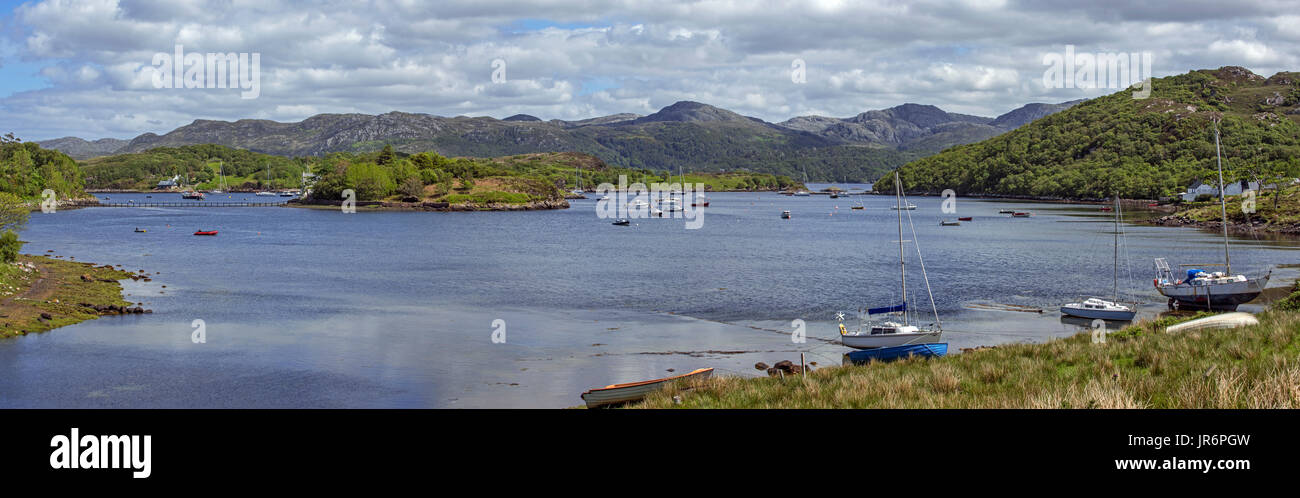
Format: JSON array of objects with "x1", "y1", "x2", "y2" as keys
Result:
[
  {"x1": 843, "y1": 343, "x2": 947, "y2": 364},
  {"x1": 1154, "y1": 120, "x2": 1270, "y2": 311},
  {"x1": 580, "y1": 368, "x2": 713, "y2": 408}
]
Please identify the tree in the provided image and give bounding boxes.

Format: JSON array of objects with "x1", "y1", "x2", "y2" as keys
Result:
[
  {"x1": 377, "y1": 144, "x2": 395, "y2": 166},
  {"x1": 0, "y1": 230, "x2": 20, "y2": 263},
  {"x1": 398, "y1": 177, "x2": 424, "y2": 199},
  {"x1": 0, "y1": 192, "x2": 29, "y2": 233}
]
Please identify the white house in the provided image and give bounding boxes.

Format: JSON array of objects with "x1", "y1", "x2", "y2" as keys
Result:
[{"x1": 1180, "y1": 179, "x2": 1259, "y2": 202}]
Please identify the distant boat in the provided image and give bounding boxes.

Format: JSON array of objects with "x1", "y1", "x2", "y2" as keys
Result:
[
  {"x1": 792, "y1": 191, "x2": 811, "y2": 196},
  {"x1": 998, "y1": 209, "x2": 1016, "y2": 214},
  {"x1": 957, "y1": 217, "x2": 972, "y2": 221},
  {"x1": 659, "y1": 197, "x2": 683, "y2": 212},
  {"x1": 692, "y1": 194, "x2": 709, "y2": 207},
  {"x1": 255, "y1": 191, "x2": 277, "y2": 197},
  {"x1": 829, "y1": 192, "x2": 840, "y2": 199},
  {"x1": 628, "y1": 199, "x2": 650, "y2": 209},
  {"x1": 1155, "y1": 119, "x2": 1270, "y2": 311},
  {"x1": 134, "y1": 228, "x2": 146, "y2": 233},
  {"x1": 612, "y1": 219, "x2": 631, "y2": 226},
  {"x1": 279, "y1": 191, "x2": 297, "y2": 197},
  {"x1": 840, "y1": 172, "x2": 943, "y2": 350},
  {"x1": 580, "y1": 368, "x2": 713, "y2": 408},
  {"x1": 1062, "y1": 195, "x2": 1137, "y2": 321},
  {"x1": 781, "y1": 210, "x2": 791, "y2": 219},
  {"x1": 890, "y1": 203, "x2": 917, "y2": 210},
  {"x1": 844, "y1": 343, "x2": 947, "y2": 364},
  {"x1": 181, "y1": 191, "x2": 205, "y2": 200},
  {"x1": 194, "y1": 230, "x2": 218, "y2": 236},
  {"x1": 1012, "y1": 212, "x2": 1032, "y2": 217},
  {"x1": 940, "y1": 220, "x2": 961, "y2": 226}
]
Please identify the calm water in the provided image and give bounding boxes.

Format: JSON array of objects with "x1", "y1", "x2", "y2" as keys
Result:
[{"x1": 1, "y1": 191, "x2": 1296, "y2": 407}]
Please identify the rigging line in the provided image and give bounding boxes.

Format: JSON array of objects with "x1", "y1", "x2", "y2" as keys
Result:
[{"x1": 899, "y1": 187, "x2": 941, "y2": 330}]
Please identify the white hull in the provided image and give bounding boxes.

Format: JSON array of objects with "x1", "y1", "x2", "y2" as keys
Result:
[
  {"x1": 1060, "y1": 306, "x2": 1135, "y2": 321},
  {"x1": 841, "y1": 329, "x2": 941, "y2": 349},
  {"x1": 580, "y1": 368, "x2": 712, "y2": 408},
  {"x1": 1165, "y1": 312, "x2": 1259, "y2": 333}
]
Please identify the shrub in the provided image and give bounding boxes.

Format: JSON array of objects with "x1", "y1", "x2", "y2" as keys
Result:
[{"x1": 0, "y1": 230, "x2": 22, "y2": 263}]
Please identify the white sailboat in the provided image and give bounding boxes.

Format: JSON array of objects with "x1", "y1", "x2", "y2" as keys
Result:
[
  {"x1": 255, "y1": 163, "x2": 277, "y2": 196},
  {"x1": 840, "y1": 172, "x2": 942, "y2": 349},
  {"x1": 793, "y1": 164, "x2": 811, "y2": 196},
  {"x1": 210, "y1": 160, "x2": 226, "y2": 194},
  {"x1": 1062, "y1": 195, "x2": 1137, "y2": 321},
  {"x1": 1154, "y1": 119, "x2": 1270, "y2": 310}
]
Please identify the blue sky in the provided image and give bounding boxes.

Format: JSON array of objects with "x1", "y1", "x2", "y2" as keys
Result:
[{"x1": 1, "y1": 1, "x2": 1297, "y2": 140}]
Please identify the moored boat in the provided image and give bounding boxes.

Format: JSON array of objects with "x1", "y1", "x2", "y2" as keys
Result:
[
  {"x1": 612, "y1": 219, "x2": 630, "y2": 226},
  {"x1": 1061, "y1": 195, "x2": 1137, "y2": 321},
  {"x1": 1012, "y1": 212, "x2": 1031, "y2": 217},
  {"x1": 580, "y1": 368, "x2": 713, "y2": 408},
  {"x1": 957, "y1": 217, "x2": 972, "y2": 221},
  {"x1": 781, "y1": 210, "x2": 791, "y2": 219},
  {"x1": 940, "y1": 220, "x2": 960, "y2": 226},
  {"x1": 194, "y1": 230, "x2": 218, "y2": 236},
  {"x1": 840, "y1": 172, "x2": 943, "y2": 350}
]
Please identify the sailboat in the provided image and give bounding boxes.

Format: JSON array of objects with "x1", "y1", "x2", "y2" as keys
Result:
[
  {"x1": 1154, "y1": 119, "x2": 1270, "y2": 310},
  {"x1": 840, "y1": 172, "x2": 942, "y2": 349},
  {"x1": 1062, "y1": 195, "x2": 1137, "y2": 320},
  {"x1": 256, "y1": 163, "x2": 277, "y2": 196},
  {"x1": 210, "y1": 160, "x2": 226, "y2": 194},
  {"x1": 571, "y1": 168, "x2": 585, "y2": 196}
]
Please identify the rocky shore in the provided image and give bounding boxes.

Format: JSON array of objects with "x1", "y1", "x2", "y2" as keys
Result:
[{"x1": 1148, "y1": 214, "x2": 1300, "y2": 236}]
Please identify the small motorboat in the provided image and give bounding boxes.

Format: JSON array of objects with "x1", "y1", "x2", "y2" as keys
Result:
[
  {"x1": 940, "y1": 220, "x2": 961, "y2": 226},
  {"x1": 1012, "y1": 212, "x2": 1032, "y2": 217},
  {"x1": 998, "y1": 209, "x2": 1016, "y2": 214},
  {"x1": 255, "y1": 191, "x2": 277, "y2": 197},
  {"x1": 182, "y1": 191, "x2": 205, "y2": 200},
  {"x1": 612, "y1": 219, "x2": 631, "y2": 226},
  {"x1": 850, "y1": 205, "x2": 865, "y2": 210},
  {"x1": 890, "y1": 203, "x2": 917, "y2": 210},
  {"x1": 781, "y1": 210, "x2": 791, "y2": 219},
  {"x1": 843, "y1": 343, "x2": 947, "y2": 365},
  {"x1": 193, "y1": 230, "x2": 219, "y2": 236},
  {"x1": 580, "y1": 368, "x2": 714, "y2": 408},
  {"x1": 957, "y1": 217, "x2": 972, "y2": 221},
  {"x1": 1100, "y1": 206, "x2": 1113, "y2": 211},
  {"x1": 134, "y1": 228, "x2": 146, "y2": 233}
]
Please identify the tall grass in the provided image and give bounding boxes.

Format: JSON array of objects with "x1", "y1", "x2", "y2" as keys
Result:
[{"x1": 635, "y1": 309, "x2": 1300, "y2": 409}]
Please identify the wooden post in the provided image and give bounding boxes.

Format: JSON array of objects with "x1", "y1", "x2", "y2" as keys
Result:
[{"x1": 800, "y1": 353, "x2": 806, "y2": 379}]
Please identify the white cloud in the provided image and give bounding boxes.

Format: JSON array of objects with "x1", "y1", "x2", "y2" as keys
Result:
[{"x1": 1, "y1": 0, "x2": 1297, "y2": 141}]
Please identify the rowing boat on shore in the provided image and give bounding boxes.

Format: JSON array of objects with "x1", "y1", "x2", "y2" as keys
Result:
[
  {"x1": 1165, "y1": 312, "x2": 1258, "y2": 333},
  {"x1": 580, "y1": 368, "x2": 713, "y2": 408}
]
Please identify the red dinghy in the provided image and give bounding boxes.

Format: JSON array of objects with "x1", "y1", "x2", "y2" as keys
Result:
[
  {"x1": 194, "y1": 230, "x2": 218, "y2": 236},
  {"x1": 958, "y1": 217, "x2": 972, "y2": 221}
]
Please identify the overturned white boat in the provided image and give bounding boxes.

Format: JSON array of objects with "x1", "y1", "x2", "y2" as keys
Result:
[{"x1": 1165, "y1": 312, "x2": 1259, "y2": 333}]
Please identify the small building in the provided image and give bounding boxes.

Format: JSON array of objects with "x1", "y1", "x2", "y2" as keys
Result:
[{"x1": 1180, "y1": 179, "x2": 1258, "y2": 202}]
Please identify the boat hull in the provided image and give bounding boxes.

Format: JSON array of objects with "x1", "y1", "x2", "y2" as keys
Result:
[
  {"x1": 843, "y1": 343, "x2": 947, "y2": 364},
  {"x1": 580, "y1": 368, "x2": 713, "y2": 408},
  {"x1": 840, "y1": 329, "x2": 941, "y2": 349},
  {"x1": 1060, "y1": 306, "x2": 1135, "y2": 321},
  {"x1": 1156, "y1": 275, "x2": 1269, "y2": 311}
]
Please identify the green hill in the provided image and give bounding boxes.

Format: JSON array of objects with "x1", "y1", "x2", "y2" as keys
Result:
[
  {"x1": 880, "y1": 67, "x2": 1300, "y2": 199},
  {"x1": 81, "y1": 144, "x2": 306, "y2": 190},
  {"x1": 0, "y1": 133, "x2": 86, "y2": 199}
]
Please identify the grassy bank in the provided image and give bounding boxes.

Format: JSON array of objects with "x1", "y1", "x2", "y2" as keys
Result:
[
  {"x1": 634, "y1": 305, "x2": 1300, "y2": 409},
  {"x1": 0, "y1": 255, "x2": 137, "y2": 338},
  {"x1": 1171, "y1": 185, "x2": 1300, "y2": 230}
]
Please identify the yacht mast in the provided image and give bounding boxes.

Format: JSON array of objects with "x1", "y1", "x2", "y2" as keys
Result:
[
  {"x1": 1213, "y1": 120, "x2": 1231, "y2": 274},
  {"x1": 895, "y1": 172, "x2": 907, "y2": 326},
  {"x1": 1113, "y1": 195, "x2": 1119, "y2": 303}
]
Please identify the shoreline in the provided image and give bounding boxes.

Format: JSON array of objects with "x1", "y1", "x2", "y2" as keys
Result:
[
  {"x1": 0, "y1": 255, "x2": 148, "y2": 338},
  {"x1": 1145, "y1": 214, "x2": 1300, "y2": 237},
  {"x1": 285, "y1": 198, "x2": 571, "y2": 211},
  {"x1": 630, "y1": 303, "x2": 1300, "y2": 408}
]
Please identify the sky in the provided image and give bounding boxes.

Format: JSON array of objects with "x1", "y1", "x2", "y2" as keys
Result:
[{"x1": 1, "y1": 0, "x2": 1297, "y2": 141}]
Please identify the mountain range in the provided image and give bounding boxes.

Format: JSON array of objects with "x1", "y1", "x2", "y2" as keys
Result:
[{"x1": 38, "y1": 99, "x2": 1081, "y2": 182}]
